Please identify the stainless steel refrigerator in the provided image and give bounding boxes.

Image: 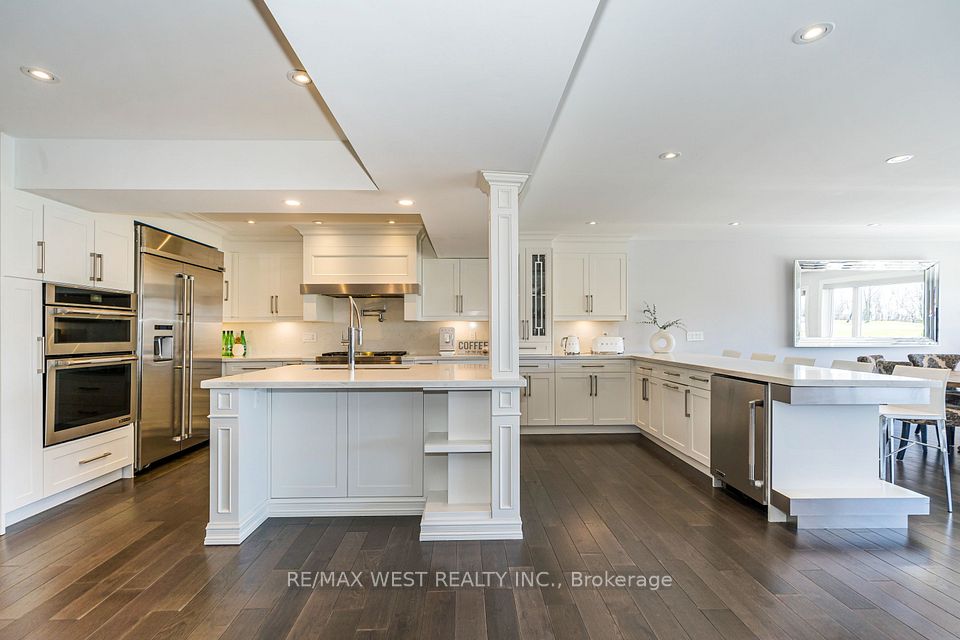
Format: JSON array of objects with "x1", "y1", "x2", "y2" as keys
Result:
[
  {"x1": 136, "y1": 225, "x2": 224, "y2": 470},
  {"x1": 710, "y1": 375, "x2": 769, "y2": 504}
]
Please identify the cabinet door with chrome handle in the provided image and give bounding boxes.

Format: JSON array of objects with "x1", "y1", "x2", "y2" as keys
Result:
[
  {"x1": 642, "y1": 377, "x2": 649, "y2": 401},
  {"x1": 89, "y1": 252, "x2": 98, "y2": 282},
  {"x1": 37, "y1": 240, "x2": 45, "y2": 274},
  {"x1": 684, "y1": 388, "x2": 691, "y2": 418}
]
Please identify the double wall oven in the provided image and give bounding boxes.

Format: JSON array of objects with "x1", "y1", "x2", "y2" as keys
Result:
[{"x1": 43, "y1": 285, "x2": 137, "y2": 446}]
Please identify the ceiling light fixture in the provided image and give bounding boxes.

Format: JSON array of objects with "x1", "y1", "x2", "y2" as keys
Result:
[
  {"x1": 387, "y1": 220, "x2": 396, "y2": 225},
  {"x1": 587, "y1": 221, "x2": 598, "y2": 225},
  {"x1": 20, "y1": 66, "x2": 59, "y2": 83},
  {"x1": 728, "y1": 222, "x2": 741, "y2": 227},
  {"x1": 885, "y1": 154, "x2": 914, "y2": 164},
  {"x1": 287, "y1": 69, "x2": 312, "y2": 86},
  {"x1": 313, "y1": 220, "x2": 323, "y2": 225},
  {"x1": 658, "y1": 151, "x2": 681, "y2": 160},
  {"x1": 283, "y1": 199, "x2": 301, "y2": 207},
  {"x1": 792, "y1": 22, "x2": 834, "y2": 44},
  {"x1": 397, "y1": 199, "x2": 414, "y2": 206},
  {"x1": 867, "y1": 223, "x2": 882, "y2": 227},
  {"x1": 247, "y1": 220, "x2": 256, "y2": 225}
]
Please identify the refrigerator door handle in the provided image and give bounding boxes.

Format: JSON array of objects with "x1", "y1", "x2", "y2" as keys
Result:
[
  {"x1": 176, "y1": 273, "x2": 188, "y2": 442},
  {"x1": 187, "y1": 275, "x2": 195, "y2": 438},
  {"x1": 748, "y1": 399, "x2": 764, "y2": 487}
]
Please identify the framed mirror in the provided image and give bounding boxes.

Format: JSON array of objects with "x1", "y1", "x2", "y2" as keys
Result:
[{"x1": 794, "y1": 260, "x2": 939, "y2": 347}]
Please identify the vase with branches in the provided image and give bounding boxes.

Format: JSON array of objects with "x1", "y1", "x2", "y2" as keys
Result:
[{"x1": 639, "y1": 302, "x2": 684, "y2": 353}]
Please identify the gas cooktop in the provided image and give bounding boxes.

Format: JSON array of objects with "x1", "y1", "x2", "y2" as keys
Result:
[{"x1": 315, "y1": 350, "x2": 407, "y2": 365}]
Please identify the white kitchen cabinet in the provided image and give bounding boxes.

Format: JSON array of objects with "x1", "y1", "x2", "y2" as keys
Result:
[
  {"x1": 0, "y1": 192, "x2": 44, "y2": 280},
  {"x1": 554, "y1": 372, "x2": 593, "y2": 426},
  {"x1": 93, "y1": 214, "x2": 134, "y2": 292},
  {"x1": 420, "y1": 258, "x2": 488, "y2": 320},
  {"x1": 520, "y1": 370, "x2": 556, "y2": 426},
  {"x1": 0, "y1": 277, "x2": 44, "y2": 513},
  {"x1": 660, "y1": 381, "x2": 690, "y2": 452},
  {"x1": 519, "y1": 245, "x2": 552, "y2": 354},
  {"x1": 271, "y1": 391, "x2": 347, "y2": 498},
  {"x1": 43, "y1": 426, "x2": 133, "y2": 497},
  {"x1": 235, "y1": 252, "x2": 302, "y2": 320},
  {"x1": 593, "y1": 372, "x2": 632, "y2": 425},
  {"x1": 635, "y1": 368, "x2": 655, "y2": 436},
  {"x1": 553, "y1": 252, "x2": 626, "y2": 320},
  {"x1": 688, "y1": 387, "x2": 711, "y2": 466},
  {"x1": 42, "y1": 203, "x2": 96, "y2": 287},
  {"x1": 222, "y1": 360, "x2": 286, "y2": 376},
  {"x1": 348, "y1": 391, "x2": 423, "y2": 497},
  {"x1": 648, "y1": 377, "x2": 663, "y2": 437},
  {"x1": 222, "y1": 251, "x2": 237, "y2": 320}
]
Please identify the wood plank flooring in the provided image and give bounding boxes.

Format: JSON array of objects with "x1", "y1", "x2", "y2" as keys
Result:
[{"x1": 2, "y1": 434, "x2": 960, "y2": 639}]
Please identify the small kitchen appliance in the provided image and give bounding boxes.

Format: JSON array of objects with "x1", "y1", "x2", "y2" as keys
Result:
[
  {"x1": 560, "y1": 335, "x2": 581, "y2": 355},
  {"x1": 439, "y1": 327, "x2": 456, "y2": 356},
  {"x1": 592, "y1": 335, "x2": 625, "y2": 355}
]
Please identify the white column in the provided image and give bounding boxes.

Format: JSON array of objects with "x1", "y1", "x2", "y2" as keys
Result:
[{"x1": 480, "y1": 171, "x2": 528, "y2": 380}]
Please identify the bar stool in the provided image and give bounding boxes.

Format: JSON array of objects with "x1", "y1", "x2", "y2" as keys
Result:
[
  {"x1": 721, "y1": 349, "x2": 741, "y2": 358},
  {"x1": 750, "y1": 353, "x2": 776, "y2": 362},
  {"x1": 881, "y1": 365, "x2": 952, "y2": 512},
  {"x1": 831, "y1": 360, "x2": 875, "y2": 373},
  {"x1": 783, "y1": 356, "x2": 816, "y2": 366}
]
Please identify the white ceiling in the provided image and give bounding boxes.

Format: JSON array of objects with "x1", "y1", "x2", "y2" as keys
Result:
[
  {"x1": 263, "y1": 0, "x2": 602, "y2": 255},
  {"x1": 0, "y1": 0, "x2": 340, "y2": 140},
  {"x1": 521, "y1": 0, "x2": 960, "y2": 236}
]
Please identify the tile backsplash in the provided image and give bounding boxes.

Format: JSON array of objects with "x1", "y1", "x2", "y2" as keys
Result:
[{"x1": 224, "y1": 298, "x2": 488, "y2": 358}]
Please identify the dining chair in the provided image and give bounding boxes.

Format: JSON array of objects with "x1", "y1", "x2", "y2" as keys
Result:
[
  {"x1": 881, "y1": 365, "x2": 953, "y2": 512},
  {"x1": 750, "y1": 353, "x2": 776, "y2": 362},
  {"x1": 783, "y1": 356, "x2": 816, "y2": 366},
  {"x1": 721, "y1": 349, "x2": 741, "y2": 358},
  {"x1": 831, "y1": 359, "x2": 875, "y2": 373}
]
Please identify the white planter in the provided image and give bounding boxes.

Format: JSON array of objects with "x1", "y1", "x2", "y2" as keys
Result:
[{"x1": 649, "y1": 329, "x2": 676, "y2": 354}]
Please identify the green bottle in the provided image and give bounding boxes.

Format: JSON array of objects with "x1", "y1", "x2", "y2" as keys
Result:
[{"x1": 240, "y1": 330, "x2": 247, "y2": 356}]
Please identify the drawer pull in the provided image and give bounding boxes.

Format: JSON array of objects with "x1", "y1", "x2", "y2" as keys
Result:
[
  {"x1": 663, "y1": 383, "x2": 680, "y2": 390},
  {"x1": 581, "y1": 364, "x2": 605, "y2": 368},
  {"x1": 664, "y1": 371, "x2": 681, "y2": 377},
  {"x1": 690, "y1": 376, "x2": 710, "y2": 383},
  {"x1": 78, "y1": 451, "x2": 112, "y2": 465}
]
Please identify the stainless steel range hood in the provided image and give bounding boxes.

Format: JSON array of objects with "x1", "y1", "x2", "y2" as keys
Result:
[{"x1": 299, "y1": 283, "x2": 420, "y2": 298}]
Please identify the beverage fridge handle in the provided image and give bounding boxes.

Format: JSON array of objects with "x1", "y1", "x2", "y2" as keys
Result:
[{"x1": 748, "y1": 399, "x2": 764, "y2": 486}]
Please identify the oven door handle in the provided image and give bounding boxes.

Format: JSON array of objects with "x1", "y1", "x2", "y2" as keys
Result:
[
  {"x1": 52, "y1": 355, "x2": 138, "y2": 367},
  {"x1": 49, "y1": 307, "x2": 137, "y2": 317}
]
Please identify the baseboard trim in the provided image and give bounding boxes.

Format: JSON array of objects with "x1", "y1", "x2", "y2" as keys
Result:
[
  {"x1": 268, "y1": 497, "x2": 426, "y2": 518},
  {"x1": 4, "y1": 468, "x2": 128, "y2": 528},
  {"x1": 420, "y1": 517, "x2": 523, "y2": 541},
  {"x1": 521, "y1": 425, "x2": 641, "y2": 435},
  {"x1": 204, "y1": 500, "x2": 269, "y2": 545}
]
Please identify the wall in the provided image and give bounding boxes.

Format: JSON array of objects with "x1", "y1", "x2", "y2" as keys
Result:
[
  {"x1": 620, "y1": 235, "x2": 960, "y2": 365},
  {"x1": 225, "y1": 297, "x2": 488, "y2": 358}
]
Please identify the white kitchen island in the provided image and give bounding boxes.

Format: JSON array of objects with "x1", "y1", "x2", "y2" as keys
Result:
[
  {"x1": 200, "y1": 363, "x2": 524, "y2": 544},
  {"x1": 633, "y1": 354, "x2": 937, "y2": 529}
]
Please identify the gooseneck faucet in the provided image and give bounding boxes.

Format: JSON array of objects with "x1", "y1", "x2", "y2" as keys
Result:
[{"x1": 344, "y1": 296, "x2": 363, "y2": 372}]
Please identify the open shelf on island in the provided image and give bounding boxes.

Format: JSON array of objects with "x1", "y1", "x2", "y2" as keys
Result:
[
  {"x1": 422, "y1": 491, "x2": 491, "y2": 519},
  {"x1": 424, "y1": 432, "x2": 492, "y2": 454}
]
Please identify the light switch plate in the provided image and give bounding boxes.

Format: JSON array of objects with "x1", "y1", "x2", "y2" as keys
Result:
[
  {"x1": 302, "y1": 332, "x2": 318, "y2": 343},
  {"x1": 686, "y1": 331, "x2": 704, "y2": 342}
]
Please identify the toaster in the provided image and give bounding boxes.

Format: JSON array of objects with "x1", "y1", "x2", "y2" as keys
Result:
[{"x1": 592, "y1": 335, "x2": 625, "y2": 355}]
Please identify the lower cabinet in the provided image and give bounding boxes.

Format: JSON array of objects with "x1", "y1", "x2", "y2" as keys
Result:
[
  {"x1": 635, "y1": 370, "x2": 660, "y2": 438},
  {"x1": 520, "y1": 371, "x2": 556, "y2": 426},
  {"x1": 593, "y1": 372, "x2": 632, "y2": 425},
  {"x1": 555, "y1": 372, "x2": 594, "y2": 425},
  {"x1": 553, "y1": 361, "x2": 633, "y2": 426},
  {"x1": 641, "y1": 366, "x2": 711, "y2": 467},
  {"x1": 269, "y1": 390, "x2": 424, "y2": 499},
  {"x1": 688, "y1": 387, "x2": 711, "y2": 466},
  {"x1": 660, "y1": 381, "x2": 690, "y2": 451}
]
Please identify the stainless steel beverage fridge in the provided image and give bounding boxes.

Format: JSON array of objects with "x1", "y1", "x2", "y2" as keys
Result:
[{"x1": 136, "y1": 225, "x2": 224, "y2": 470}]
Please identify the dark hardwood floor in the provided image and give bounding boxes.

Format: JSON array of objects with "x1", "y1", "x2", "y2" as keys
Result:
[{"x1": 2, "y1": 434, "x2": 960, "y2": 639}]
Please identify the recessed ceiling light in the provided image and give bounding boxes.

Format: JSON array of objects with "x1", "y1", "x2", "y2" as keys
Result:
[
  {"x1": 387, "y1": 220, "x2": 396, "y2": 224},
  {"x1": 283, "y1": 199, "x2": 301, "y2": 207},
  {"x1": 885, "y1": 154, "x2": 914, "y2": 164},
  {"x1": 867, "y1": 223, "x2": 882, "y2": 227},
  {"x1": 247, "y1": 220, "x2": 256, "y2": 224},
  {"x1": 792, "y1": 22, "x2": 834, "y2": 44},
  {"x1": 287, "y1": 69, "x2": 312, "y2": 86},
  {"x1": 728, "y1": 222, "x2": 741, "y2": 227},
  {"x1": 587, "y1": 221, "x2": 598, "y2": 225},
  {"x1": 20, "y1": 66, "x2": 59, "y2": 83},
  {"x1": 397, "y1": 199, "x2": 415, "y2": 206},
  {"x1": 658, "y1": 151, "x2": 681, "y2": 160},
  {"x1": 313, "y1": 220, "x2": 323, "y2": 225}
]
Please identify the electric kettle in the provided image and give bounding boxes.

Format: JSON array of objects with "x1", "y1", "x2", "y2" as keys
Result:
[{"x1": 560, "y1": 336, "x2": 581, "y2": 355}]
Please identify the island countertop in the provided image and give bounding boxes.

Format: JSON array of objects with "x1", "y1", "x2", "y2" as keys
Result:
[
  {"x1": 201, "y1": 362, "x2": 525, "y2": 390},
  {"x1": 630, "y1": 353, "x2": 936, "y2": 389}
]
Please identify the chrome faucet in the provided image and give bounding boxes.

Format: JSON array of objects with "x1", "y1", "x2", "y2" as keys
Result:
[{"x1": 343, "y1": 296, "x2": 363, "y2": 371}]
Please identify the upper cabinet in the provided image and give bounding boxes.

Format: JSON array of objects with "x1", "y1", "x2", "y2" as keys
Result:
[
  {"x1": 420, "y1": 258, "x2": 488, "y2": 320},
  {"x1": 234, "y1": 250, "x2": 302, "y2": 321},
  {"x1": 520, "y1": 245, "x2": 552, "y2": 354},
  {"x1": 1, "y1": 193, "x2": 134, "y2": 292},
  {"x1": 553, "y1": 251, "x2": 627, "y2": 321},
  {"x1": 222, "y1": 251, "x2": 236, "y2": 321}
]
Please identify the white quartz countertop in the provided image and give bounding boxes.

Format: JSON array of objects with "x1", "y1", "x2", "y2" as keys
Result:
[
  {"x1": 631, "y1": 353, "x2": 935, "y2": 388},
  {"x1": 202, "y1": 363, "x2": 524, "y2": 390}
]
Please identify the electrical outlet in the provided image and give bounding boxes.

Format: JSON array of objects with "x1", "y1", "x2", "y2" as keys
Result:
[
  {"x1": 302, "y1": 332, "x2": 318, "y2": 343},
  {"x1": 686, "y1": 331, "x2": 704, "y2": 342}
]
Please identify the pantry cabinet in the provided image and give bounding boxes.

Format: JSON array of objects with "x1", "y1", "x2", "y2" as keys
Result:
[
  {"x1": 553, "y1": 252, "x2": 626, "y2": 321},
  {"x1": 420, "y1": 258, "x2": 488, "y2": 320}
]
